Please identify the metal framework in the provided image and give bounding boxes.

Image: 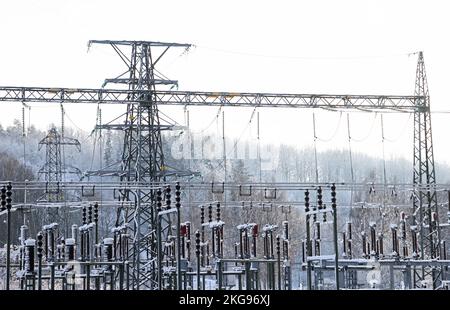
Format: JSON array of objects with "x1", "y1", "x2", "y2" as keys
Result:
[
  {"x1": 0, "y1": 87, "x2": 421, "y2": 111},
  {"x1": 86, "y1": 40, "x2": 194, "y2": 290},
  {"x1": 3, "y1": 180, "x2": 450, "y2": 291},
  {"x1": 412, "y1": 52, "x2": 441, "y2": 288},
  {"x1": 37, "y1": 127, "x2": 81, "y2": 214},
  {"x1": 0, "y1": 43, "x2": 440, "y2": 289}
]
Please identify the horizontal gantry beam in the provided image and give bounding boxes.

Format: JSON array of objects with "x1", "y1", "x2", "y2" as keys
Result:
[
  {"x1": 0, "y1": 86, "x2": 423, "y2": 112},
  {"x1": 1, "y1": 180, "x2": 447, "y2": 191}
]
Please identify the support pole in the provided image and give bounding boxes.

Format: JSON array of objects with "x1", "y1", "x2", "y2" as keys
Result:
[
  {"x1": 37, "y1": 232, "x2": 43, "y2": 290},
  {"x1": 304, "y1": 190, "x2": 312, "y2": 290},
  {"x1": 175, "y1": 183, "x2": 182, "y2": 289},
  {"x1": 156, "y1": 188, "x2": 163, "y2": 289},
  {"x1": 195, "y1": 230, "x2": 201, "y2": 290},
  {"x1": 5, "y1": 183, "x2": 13, "y2": 290},
  {"x1": 217, "y1": 260, "x2": 222, "y2": 290},
  {"x1": 50, "y1": 263, "x2": 55, "y2": 290},
  {"x1": 276, "y1": 235, "x2": 281, "y2": 290},
  {"x1": 257, "y1": 112, "x2": 262, "y2": 183},
  {"x1": 331, "y1": 184, "x2": 339, "y2": 290},
  {"x1": 222, "y1": 111, "x2": 227, "y2": 206}
]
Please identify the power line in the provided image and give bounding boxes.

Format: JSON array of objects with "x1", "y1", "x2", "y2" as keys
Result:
[
  {"x1": 350, "y1": 113, "x2": 378, "y2": 142},
  {"x1": 315, "y1": 112, "x2": 343, "y2": 142},
  {"x1": 196, "y1": 45, "x2": 417, "y2": 61}
]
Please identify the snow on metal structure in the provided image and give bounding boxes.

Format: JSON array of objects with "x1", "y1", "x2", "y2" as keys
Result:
[{"x1": 0, "y1": 41, "x2": 447, "y2": 290}]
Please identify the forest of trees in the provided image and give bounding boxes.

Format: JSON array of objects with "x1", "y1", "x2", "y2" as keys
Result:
[{"x1": 1, "y1": 119, "x2": 450, "y2": 288}]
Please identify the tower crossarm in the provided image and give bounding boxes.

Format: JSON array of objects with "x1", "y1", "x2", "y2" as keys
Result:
[
  {"x1": 88, "y1": 40, "x2": 192, "y2": 47},
  {"x1": 0, "y1": 86, "x2": 423, "y2": 111}
]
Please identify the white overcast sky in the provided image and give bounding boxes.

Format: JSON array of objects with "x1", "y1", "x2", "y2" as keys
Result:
[{"x1": 0, "y1": 0, "x2": 449, "y2": 165}]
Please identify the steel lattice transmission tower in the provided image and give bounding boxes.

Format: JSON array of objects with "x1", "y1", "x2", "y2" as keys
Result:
[
  {"x1": 412, "y1": 51, "x2": 442, "y2": 288},
  {"x1": 38, "y1": 127, "x2": 81, "y2": 221},
  {"x1": 88, "y1": 40, "x2": 192, "y2": 289}
]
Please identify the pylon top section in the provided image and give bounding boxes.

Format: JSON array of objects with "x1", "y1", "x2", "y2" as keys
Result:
[
  {"x1": 38, "y1": 127, "x2": 81, "y2": 151},
  {"x1": 414, "y1": 51, "x2": 430, "y2": 106},
  {"x1": 88, "y1": 40, "x2": 192, "y2": 48},
  {"x1": 88, "y1": 39, "x2": 192, "y2": 90}
]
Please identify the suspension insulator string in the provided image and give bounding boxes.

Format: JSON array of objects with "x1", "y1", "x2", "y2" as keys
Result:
[
  {"x1": 312, "y1": 112, "x2": 319, "y2": 184},
  {"x1": 347, "y1": 113, "x2": 355, "y2": 209},
  {"x1": 381, "y1": 114, "x2": 388, "y2": 208}
]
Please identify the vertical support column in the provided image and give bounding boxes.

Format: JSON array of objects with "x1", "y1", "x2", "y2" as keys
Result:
[
  {"x1": 208, "y1": 204, "x2": 214, "y2": 262},
  {"x1": 331, "y1": 183, "x2": 339, "y2": 290},
  {"x1": 4, "y1": 183, "x2": 13, "y2": 290},
  {"x1": 411, "y1": 225, "x2": 419, "y2": 259},
  {"x1": 71, "y1": 224, "x2": 78, "y2": 257},
  {"x1": 370, "y1": 222, "x2": 377, "y2": 258},
  {"x1": 217, "y1": 259, "x2": 222, "y2": 290},
  {"x1": 314, "y1": 188, "x2": 321, "y2": 258},
  {"x1": 400, "y1": 212, "x2": 408, "y2": 258},
  {"x1": 245, "y1": 260, "x2": 251, "y2": 290},
  {"x1": 276, "y1": 235, "x2": 281, "y2": 290},
  {"x1": 389, "y1": 264, "x2": 394, "y2": 290},
  {"x1": 217, "y1": 203, "x2": 223, "y2": 258},
  {"x1": 315, "y1": 221, "x2": 321, "y2": 256},
  {"x1": 222, "y1": 111, "x2": 227, "y2": 206},
  {"x1": 82, "y1": 205, "x2": 87, "y2": 225},
  {"x1": 195, "y1": 230, "x2": 201, "y2": 290},
  {"x1": 175, "y1": 182, "x2": 182, "y2": 290},
  {"x1": 342, "y1": 232, "x2": 347, "y2": 258},
  {"x1": 88, "y1": 204, "x2": 93, "y2": 224},
  {"x1": 50, "y1": 261, "x2": 55, "y2": 290},
  {"x1": 252, "y1": 224, "x2": 258, "y2": 258},
  {"x1": 244, "y1": 226, "x2": 249, "y2": 259},
  {"x1": 186, "y1": 222, "x2": 191, "y2": 262},
  {"x1": 378, "y1": 233, "x2": 384, "y2": 258},
  {"x1": 37, "y1": 232, "x2": 43, "y2": 290},
  {"x1": 66, "y1": 238, "x2": 75, "y2": 260},
  {"x1": 200, "y1": 205, "x2": 205, "y2": 267},
  {"x1": 156, "y1": 188, "x2": 163, "y2": 290},
  {"x1": 443, "y1": 240, "x2": 448, "y2": 281},
  {"x1": 405, "y1": 264, "x2": 412, "y2": 289},
  {"x1": 94, "y1": 203, "x2": 99, "y2": 245},
  {"x1": 304, "y1": 190, "x2": 312, "y2": 290},
  {"x1": 24, "y1": 239, "x2": 36, "y2": 290},
  {"x1": 412, "y1": 51, "x2": 440, "y2": 285},
  {"x1": 282, "y1": 221, "x2": 291, "y2": 290},
  {"x1": 347, "y1": 222, "x2": 352, "y2": 259},
  {"x1": 361, "y1": 232, "x2": 367, "y2": 258},
  {"x1": 104, "y1": 237, "x2": 114, "y2": 289},
  {"x1": 239, "y1": 228, "x2": 244, "y2": 259},
  {"x1": 391, "y1": 224, "x2": 399, "y2": 258}
]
